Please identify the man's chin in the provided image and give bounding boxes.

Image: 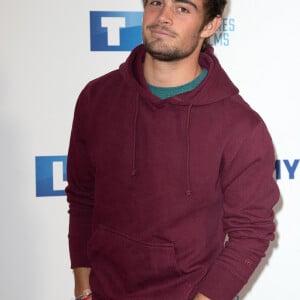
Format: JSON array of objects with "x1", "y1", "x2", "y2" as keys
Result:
[
  {"x1": 145, "y1": 45, "x2": 190, "y2": 62},
  {"x1": 144, "y1": 43, "x2": 177, "y2": 61}
]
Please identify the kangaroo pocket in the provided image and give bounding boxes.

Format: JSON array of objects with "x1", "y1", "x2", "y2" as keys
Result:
[{"x1": 87, "y1": 225, "x2": 180, "y2": 296}]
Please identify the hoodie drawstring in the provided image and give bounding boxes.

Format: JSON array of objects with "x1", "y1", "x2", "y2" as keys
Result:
[
  {"x1": 185, "y1": 104, "x2": 193, "y2": 196},
  {"x1": 131, "y1": 95, "x2": 139, "y2": 176}
]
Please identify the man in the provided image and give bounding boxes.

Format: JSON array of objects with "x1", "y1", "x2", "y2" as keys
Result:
[{"x1": 66, "y1": 0, "x2": 279, "y2": 299}]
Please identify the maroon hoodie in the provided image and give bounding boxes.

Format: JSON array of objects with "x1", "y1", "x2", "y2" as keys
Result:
[{"x1": 66, "y1": 45, "x2": 279, "y2": 300}]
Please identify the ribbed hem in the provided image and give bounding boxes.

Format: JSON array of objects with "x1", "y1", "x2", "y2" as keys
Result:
[{"x1": 190, "y1": 263, "x2": 244, "y2": 300}]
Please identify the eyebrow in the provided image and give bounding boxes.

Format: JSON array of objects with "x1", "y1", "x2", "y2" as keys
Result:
[{"x1": 173, "y1": 0, "x2": 198, "y2": 10}]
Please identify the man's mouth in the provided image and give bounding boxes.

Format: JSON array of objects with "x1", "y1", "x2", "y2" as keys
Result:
[{"x1": 148, "y1": 25, "x2": 177, "y2": 38}]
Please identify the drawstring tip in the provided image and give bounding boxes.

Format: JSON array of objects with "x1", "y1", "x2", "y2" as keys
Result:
[
  {"x1": 131, "y1": 169, "x2": 137, "y2": 176},
  {"x1": 185, "y1": 190, "x2": 192, "y2": 196}
]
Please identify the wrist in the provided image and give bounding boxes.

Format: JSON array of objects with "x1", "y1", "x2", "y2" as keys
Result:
[
  {"x1": 193, "y1": 293, "x2": 210, "y2": 300},
  {"x1": 75, "y1": 289, "x2": 92, "y2": 300}
]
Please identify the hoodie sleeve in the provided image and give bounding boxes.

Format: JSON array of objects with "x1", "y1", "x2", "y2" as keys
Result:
[
  {"x1": 194, "y1": 120, "x2": 279, "y2": 300},
  {"x1": 66, "y1": 86, "x2": 95, "y2": 268}
]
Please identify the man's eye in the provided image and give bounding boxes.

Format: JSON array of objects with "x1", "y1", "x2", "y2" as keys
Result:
[
  {"x1": 150, "y1": 1, "x2": 162, "y2": 6},
  {"x1": 177, "y1": 7, "x2": 190, "y2": 14}
]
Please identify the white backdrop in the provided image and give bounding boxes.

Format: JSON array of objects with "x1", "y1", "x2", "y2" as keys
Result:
[{"x1": 0, "y1": 0, "x2": 299, "y2": 299}]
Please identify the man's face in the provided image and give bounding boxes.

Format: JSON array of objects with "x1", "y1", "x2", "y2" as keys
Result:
[{"x1": 142, "y1": 0, "x2": 206, "y2": 61}]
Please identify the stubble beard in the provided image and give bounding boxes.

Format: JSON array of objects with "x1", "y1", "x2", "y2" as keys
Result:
[{"x1": 143, "y1": 25, "x2": 202, "y2": 62}]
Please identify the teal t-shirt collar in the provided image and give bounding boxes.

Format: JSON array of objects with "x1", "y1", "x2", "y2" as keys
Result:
[{"x1": 148, "y1": 68, "x2": 207, "y2": 100}]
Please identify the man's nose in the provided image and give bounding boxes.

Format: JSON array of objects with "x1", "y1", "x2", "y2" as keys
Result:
[{"x1": 157, "y1": 5, "x2": 173, "y2": 25}]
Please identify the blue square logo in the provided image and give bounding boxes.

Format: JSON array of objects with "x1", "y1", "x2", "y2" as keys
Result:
[
  {"x1": 35, "y1": 156, "x2": 67, "y2": 197},
  {"x1": 90, "y1": 11, "x2": 143, "y2": 51}
]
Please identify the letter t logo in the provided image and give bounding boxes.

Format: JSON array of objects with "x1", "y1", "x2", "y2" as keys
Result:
[{"x1": 101, "y1": 17, "x2": 126, "y2": 46}]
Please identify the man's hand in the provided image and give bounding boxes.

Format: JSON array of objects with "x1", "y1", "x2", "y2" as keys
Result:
[{"x1": 193, "y1": 292, "x2": 211, "y2": 300}]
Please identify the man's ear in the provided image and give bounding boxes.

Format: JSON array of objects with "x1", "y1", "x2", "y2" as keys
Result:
[{"x1": 200, "y1": 16, "x2": 222, "y2": 39}]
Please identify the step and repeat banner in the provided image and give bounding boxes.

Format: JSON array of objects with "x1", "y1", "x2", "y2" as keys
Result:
[{"x1": 1, "y1": 0, "x2": 299, "y2": 299}]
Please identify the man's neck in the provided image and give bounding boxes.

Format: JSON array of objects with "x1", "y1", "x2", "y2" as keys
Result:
[{"x1": 143, "y1": 52, "x2": 202, "y2": 88}]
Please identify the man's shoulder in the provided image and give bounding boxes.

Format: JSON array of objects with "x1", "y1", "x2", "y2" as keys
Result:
[
  {"x1": 86, "y1": 68, "x2": 123, "y2": 92},
  {"x1": 223, "y1": 94, "x2": 262, "y2": 124},
  {"x1": 75, "y1": 68, "x2": 127, "y2": 110},
  {"x1": 218, "y1": 94, "x2": 268, "y2": 143}
]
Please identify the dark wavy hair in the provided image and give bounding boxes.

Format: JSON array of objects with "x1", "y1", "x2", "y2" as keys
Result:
[{"x1": 202, "y1": 0, "x2": 227, "y2": 23}]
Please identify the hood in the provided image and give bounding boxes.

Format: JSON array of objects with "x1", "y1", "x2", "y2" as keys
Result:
[{"x1": 119, "y1": 44, "x2": 239, "y2": 107}]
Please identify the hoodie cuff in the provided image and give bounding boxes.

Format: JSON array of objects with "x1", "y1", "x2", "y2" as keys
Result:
[
  {"x1": 69, "y1": 236, "x2": 91, "y2": 269},
  {"x1": 191, "y1": 263, "x2": 244, "y2": 300}
]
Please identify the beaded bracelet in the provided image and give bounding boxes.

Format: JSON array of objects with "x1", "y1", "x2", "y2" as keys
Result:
[{"x1": 75, "y1": 289, "x2": 92, "y2": 300}]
